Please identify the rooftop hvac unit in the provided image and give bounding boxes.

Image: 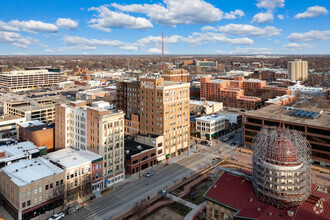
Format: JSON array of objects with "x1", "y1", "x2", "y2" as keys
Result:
[
  {"x1": 287, "y1": 210, "x2": 294, "y2": 217},
  {"x1": 137, "y1": 145, "x2": 142, "y2": 150}
]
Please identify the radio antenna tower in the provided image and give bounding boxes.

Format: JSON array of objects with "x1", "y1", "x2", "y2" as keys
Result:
[{"x1": 162, "y1": 32, "x2": 164, "y2": 72}]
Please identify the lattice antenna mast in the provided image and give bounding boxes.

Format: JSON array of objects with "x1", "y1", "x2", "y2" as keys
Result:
[{"x1": 162, "y1": 32, "x2": 164, "y2": 73}]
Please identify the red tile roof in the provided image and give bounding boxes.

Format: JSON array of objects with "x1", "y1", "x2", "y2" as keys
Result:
[{"x1": 204, "y1": 172, "x2": 330, "y2": 220}]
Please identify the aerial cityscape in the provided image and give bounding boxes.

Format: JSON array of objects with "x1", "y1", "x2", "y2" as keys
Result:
[{"x1": 0, "y1": 0, "x2": 329, "y2": 220}]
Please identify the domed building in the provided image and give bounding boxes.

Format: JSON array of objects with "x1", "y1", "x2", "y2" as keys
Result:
[{"x1": 252, "y1": 128, "x2": 311, "y2": 209}]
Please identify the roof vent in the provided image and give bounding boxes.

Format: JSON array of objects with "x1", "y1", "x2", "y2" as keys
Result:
[
  {"x1": 38, "y1": 163, "x2": 41, "y2": 165},
  {"x1": 287, "y1": 210, "x2": 294, "y2": 217},
  {"x1": 30, "y1": 164, "x2": 33, "y2": 166},
  {"x1": 249, "y1": 197, "x2": 253, "y2": 202},
  {"x1": 213, "y1": 184, "x2": 217, "y2": 188},
  {"x1": 137, "y1": 145, "x2": 142, "y2": 150},
  {"x1": 269, "y1": 212, "x2": 272, "y2": 216},
  {"x1": 34, "y1": 161, "x2": 37, "y2": 163},
  {"x1": 15, "y1": 169, "x2": 18, "y2": 172},
  {"x1": 74, "y1": 158, "x2": 76, "y2": 160},
  {"x1": 257, "y1": 207, "x2": 261, "y2": 212}
]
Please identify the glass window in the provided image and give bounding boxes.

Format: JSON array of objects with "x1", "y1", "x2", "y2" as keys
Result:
[
  {"x1": 34, "y1": 189, "x2": 37, "y2": 194},
  {"x1": 22, "y1": 193, "x2": 26, "y2": 199},
  {"x1": 39, "y1": 187, "x2": 42, "y2": 193}
]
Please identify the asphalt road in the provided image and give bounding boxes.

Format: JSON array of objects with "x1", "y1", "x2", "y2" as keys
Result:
[{"x1": 65, "y1": 153, "x2": 214, "y2": 220}]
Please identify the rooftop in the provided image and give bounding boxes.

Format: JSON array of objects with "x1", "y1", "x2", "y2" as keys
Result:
[
  {"x1": 0, "y1": 115, "x2": 24, "y2": 122},
  {"x1": 1, "y1": 158, "x2": 64, "y2": 186},
  {"x1": 196, "y1": 114, "x2": 225, "y2": 122},
  {"x1": 24, "y1": 123, "x2": 55, "y2": 132},
  {"x1": 124, "y1": 140, "x2": 155, "y2": 159},
  {"x1": 204, "y1": 171, "x2": 330, "y2": 220},
  {"x1": 266, "y1": 95, "x2": 295, "y2": 104},
  {"x1": 46, "y1": 148, "x2": 102, "y2": 169},
  {"x1": 18, "y1": 120, "x2": 44, "y2": 128},
  {"x1": 245, "y1": 105, "x2": 330, "y2": 128},
  {"x1": 0, "y1": 141, "x2": 39, "y2": 158},
  {"x1": 190, "y1": 100, "x2": 222, "y2": 106}
]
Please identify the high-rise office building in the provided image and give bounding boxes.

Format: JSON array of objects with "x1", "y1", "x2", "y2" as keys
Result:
[
  {"x1": 55, "y1": 101, "x2": 125, "y2": 188},
  {"x1": 288, "y1": 59, "x2": 308, "y2": 81},
  {"x1": 117, "y1": 76, "x2": 190, "y2": 161}
]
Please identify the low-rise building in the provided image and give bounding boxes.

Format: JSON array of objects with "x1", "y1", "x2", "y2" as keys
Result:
[
  {"x1": 134, "y1": 134, "x2": 165, "y2": 162},
  {"x1": 265, "y1": 94, "x2": 295, "y2": 106},
  {"x1": 124, "y1": 140, "x2": 156, "y2": 175},
  {"x1": 46, "y1": 148, "x2": 103, "y2": 200},
  {"x1": 0, "y1": 140, "x2": 47, "y2": 168},
  {"x1": 0, "y1": 158, "x2": 65, "y2": 220},
  {"x1": 17, "y1": 121, "x2": 55, "y2": 152},
  {"x1": 0, "y1": 115, "x2": 26, "y2": 139},
  {"x1": 190, "y1": 100, "x2": 223, "y2": 115},
  {"x1": 289, "y1": 83, "x2": 323, "y2": 95},
  {"x1": 196, "y1": 115, "x2": 226, "y2": 140}
]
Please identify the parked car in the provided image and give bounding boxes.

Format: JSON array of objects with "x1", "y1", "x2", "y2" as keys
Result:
[
  {"x1": 146, "y1": 171, "x2": 154, "y2": 177},
  {"x1": 48, "y1": 212, "x2": 65, "y2": 220},
  {"x1": 207, "y1": 143, "x2": 213, "y2": 147},
  {"x1": 66, "y1": 203, "x2": 83, "y2": 215},
  {"x1": 222, "y1": 137, "x2": 229, "y2": 141}
]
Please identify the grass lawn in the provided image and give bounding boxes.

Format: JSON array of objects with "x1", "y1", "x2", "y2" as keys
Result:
[
  {"x1": 167, "y1": 202, "x2": 192, "y2": 217},
  {"x1": 184, "y1": 178, "x2": 214, "y2": 205}
]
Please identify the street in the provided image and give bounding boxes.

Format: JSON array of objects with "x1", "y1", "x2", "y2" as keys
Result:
[{"x1": 65, "y1": 152, "x2": 215, "y2": 220}]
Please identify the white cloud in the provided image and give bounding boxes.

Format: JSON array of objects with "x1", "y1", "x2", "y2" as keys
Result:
[
  {"x1": 183, "y1": 32, "x2": 254, "y2": 45},
  {"x1": 287, "y1": 30, "x2": 330, "y2": 42},
  {"x1": 137, "y1": 35, "x2": 182, "y2": 47},
  {"x1": 294, "y1": 6, "x2": 328, "y2": 19},
  {"x1": 147, "y1": 47, "x2": 169, "y2": 54},
  {"x1": 252, "y1": 12, "x2": 274, "y2": 23},
  {"x1": 59, "y1": 45, "x2": 97, "y2": 52},
  {"x1": 284, "y1": 43, "x2": 313, "y2": 51},
  {"x1": 0, "y1": 20, "x2": 19, "y2": 31},
  {"x1": 11, "y1": 43, "x2": 28, "y2": 49},
  {"x1": 56, "y1": 18, "x2": 78, "y2": 30},
  {"x1": 44, "y1": 49, "x2": 54, "y2": 53},
  {"x1": 64, "y1": 36, "x2": 124, "y2": 47},
  {"x1": 229, "y1": 47, "x2": 273, "y2": 54},
  {"x1": 201, "y1": 26, "x2": 218, "y2": 32},
  {"x1": 277, "y1": 15, "x2": 285, "y2": 20},
  {"x1": 88, "y1": 5, "x2": 153, "y2": 32},
  {"x1": 0, "y1": 31, "x2": 31, "y2": 48},
  {"x1": 224, "y1": 9, "x2": 245, "y2": 19},
  {"x1": 120, "y1": 45, "x2": 138, "y2": 51},
  {"x1": 214, "y1": 50, "x2": 226, "y2": 54},
  {"x1": 256, "y1": 0, "x2": 284, "y2": 10},
  {"x1": 9, "y1": 20, "x2": 58, "y2": 33},
  {"x1": 218, "y1": 24, "x2": 281, "y2": 37},
  {"x1": 112, "y1": 0, "x2": 223, "y2": 27}
]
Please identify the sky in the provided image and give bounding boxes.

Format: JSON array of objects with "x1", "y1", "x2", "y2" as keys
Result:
[{"x1": 0, "y1": 0, "x2": 329, "y2": 55}]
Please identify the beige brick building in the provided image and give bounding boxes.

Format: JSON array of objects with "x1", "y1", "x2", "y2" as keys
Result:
[
  {"x1": 55, "y1": 101, "x2": 125, "y2": 189},
  {"x1": 288, "y1": 59, "x2": 308, "y2": 81},
  {"x1": 0, "y1": 158, "x2": 65, "y2": 220},
  {"x1": 117, "y1": 76, "x2": 190, "y2": 161}
]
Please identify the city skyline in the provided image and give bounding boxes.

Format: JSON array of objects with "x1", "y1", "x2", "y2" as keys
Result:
[{"x1": 0, "y1": 0, "x2": 329, "y2": 55}]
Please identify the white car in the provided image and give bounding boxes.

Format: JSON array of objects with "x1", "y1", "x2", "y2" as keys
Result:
[
  {"x1": 48, "y1": 212, "x2": 65, "y2": 220},
  {"x1": 146, "y1": 171, "x2": 154, "y2": 177}
]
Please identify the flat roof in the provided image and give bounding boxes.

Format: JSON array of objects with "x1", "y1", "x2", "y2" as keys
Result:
[
  {"x1": 0, "y1": 141, "x2": 39, "y2": 157},
  {"x1": 124, "y1": 140, "x2": 155, "y2": 159},
  {"x1": 0, "y1": 115, "x2": 24, "y2": 122},
  {"x1": 24, "y1": 123, "x2": 55, "y2": 132},
  {"x1": 46, "y1": 148, "x2": 102, "y2": 169},
  {"x1": 196, "y1": 114, "x2": 226, "y2": 122},
  {"x1": 18, "y1": 120, "x2": 44, "y2": 128},
  {"x1": 245, "y1": 105, "x2": 330, "y2": 128},
  {"x1": 1, "y1": 158, "x2": 64, "y2": 186},
  {"x1": 190, "y1": 100, "x2": 222, "y2": 106}
]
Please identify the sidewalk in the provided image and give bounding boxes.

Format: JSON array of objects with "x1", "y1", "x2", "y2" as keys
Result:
[
  {"x1": 167, "y1": 194, "x2": 198, "y2": 210},
  {"x1": 184, "y1": 202, "x2": 206, "y2": 220}
]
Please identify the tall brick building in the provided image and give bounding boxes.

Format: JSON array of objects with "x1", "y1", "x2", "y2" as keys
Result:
[
  {"x1": 117, "y1": 76, "x2": 190, "y2": 161},
  {"x1": 55, "y1": 101, "x2": 125, "y2": 189}
]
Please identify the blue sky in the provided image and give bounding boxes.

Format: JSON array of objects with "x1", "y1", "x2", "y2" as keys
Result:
[{"x1": 0, "y1": 0, "x2": 329, "y2": 55}]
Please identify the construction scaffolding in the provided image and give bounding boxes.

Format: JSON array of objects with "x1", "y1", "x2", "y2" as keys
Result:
[{"x1": 252, "y1": 127, "x2": 311, "y2": 209}]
